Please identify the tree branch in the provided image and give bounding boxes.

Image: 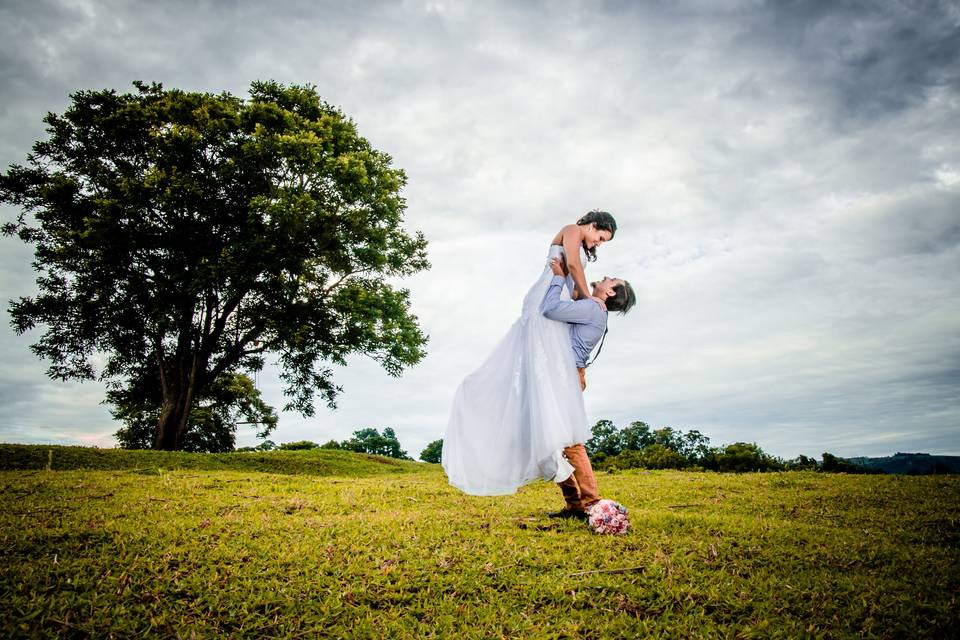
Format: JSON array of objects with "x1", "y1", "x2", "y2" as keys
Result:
[
  {"x1": 322, "y1": 269, "x2": 370, "y2": 294},
  {"x1": 207, "y1": 322, "x2": 267, "y2": 382},
  {"x1": 204, "y1": 292, "x2": 246, "y2": 360}
]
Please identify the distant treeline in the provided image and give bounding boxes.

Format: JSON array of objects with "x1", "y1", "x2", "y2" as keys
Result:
[
  {"x1": 583, "y1": 420, "x2": 824, "y2": 473},
  {"x1": 246, "y1": 431, "x2": 443, "y2": 465},
  {"x1": 237, "y1": 422, "x2": 957, "y2": 475},
  {"x1": 415, "y1": 421, "x2": 958, "y2": 474},
  {"x1": 238, "y1": 427, "x2": 413, "y2": 460},
  {"x1": 845, "y1": 452, "x2": 960, "y2": 475},
  {"x1": 581, "y1": 420, "x2": 958, "y2": 474}
]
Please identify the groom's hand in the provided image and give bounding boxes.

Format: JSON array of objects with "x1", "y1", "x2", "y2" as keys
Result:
[{"x1": 550, "y1": 257, "x2": 566, "y2": 276}]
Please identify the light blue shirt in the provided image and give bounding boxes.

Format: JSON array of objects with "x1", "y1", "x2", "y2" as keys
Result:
[{"x1": 539, "y1": 275, "x2": 608, "y2": 368}]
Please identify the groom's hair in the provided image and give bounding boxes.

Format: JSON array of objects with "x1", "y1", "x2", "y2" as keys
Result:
[{"x1": 605, "y1": 280, "x2": 636, "y2": 315}]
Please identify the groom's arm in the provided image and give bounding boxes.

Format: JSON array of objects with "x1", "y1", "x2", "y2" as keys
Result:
[{"x1": 540, "y1": 276, "x2": 594, "y2": 324}]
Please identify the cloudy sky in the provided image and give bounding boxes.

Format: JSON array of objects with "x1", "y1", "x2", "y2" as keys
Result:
[{"x1": 1, "y1": 0, "x2": 958, "y2": 460}]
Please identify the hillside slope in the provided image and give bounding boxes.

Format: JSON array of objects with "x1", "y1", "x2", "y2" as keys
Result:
[{"x1": 0, "y1": 444, "x2": 425, "y2": 476}]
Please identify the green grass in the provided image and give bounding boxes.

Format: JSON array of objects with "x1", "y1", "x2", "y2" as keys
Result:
[
  {"x1": 1, "y1": 461, "x2": 958, "y2": 638},
  {"x1": 0, "y1": 444, "x2": 424, "y2": 476}
]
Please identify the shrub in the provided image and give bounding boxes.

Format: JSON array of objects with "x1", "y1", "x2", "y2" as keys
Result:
[
  {"x1": 707, "y1": 442, "x2": 783, "y2": 472},
  {"x1": 340, "y1": 428, "x2": 411, "y2": 460},
  {"x1": 598, "y1": 444, "x2": 686, "y2": 471},
  {"x1": 278, "y1": 441, "x2": 320, "y2": 451}
]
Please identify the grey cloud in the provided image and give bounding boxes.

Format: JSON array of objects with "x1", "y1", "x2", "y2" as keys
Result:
[
  {"x1": 737, "y1": 1, "x2": 960, "y2": 125},
  {"x1": 1, "y1": 0, "x2": 958, "y2": 458}
]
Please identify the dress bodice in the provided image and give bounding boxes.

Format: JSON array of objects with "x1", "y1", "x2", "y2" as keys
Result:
[{"x1": 548, "y1": 243, "x2": 587, "y2": 265}]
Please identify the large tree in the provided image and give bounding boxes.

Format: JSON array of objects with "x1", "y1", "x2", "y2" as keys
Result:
[
  {"x1": 1, "y1": 81, "x2": 429, "y2": 450},
  {"x1": 419, "y1": 438, "x2": 443, "y2": 464},
  {"x1": 110, "y1": 370, "x2": 277, "y2": 452},
  {"x1": 585, "y1": 419, "x2": 622, "y2": 457}
]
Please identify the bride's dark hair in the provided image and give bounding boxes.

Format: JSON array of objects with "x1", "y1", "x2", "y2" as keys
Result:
[{"x1": 577, "y1": 209, "x2": 618, "y2": 262}]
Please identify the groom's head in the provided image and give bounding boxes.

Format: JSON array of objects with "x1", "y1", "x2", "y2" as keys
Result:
[{"x1": 591, "y1": 277, "x2": 636, "y2": 315}]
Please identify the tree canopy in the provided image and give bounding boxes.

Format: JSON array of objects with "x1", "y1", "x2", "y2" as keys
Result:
[
  {"x1": 340, "y1": 427, "x2": 410, "y2": 460},
  {"x1": 419, "y1": 439, "x2": 443, "y2": 464},
  {"x1": 586, "y1": 419, "x2": 799, "y2": 472},
  {"x1": 1, "y1": 81, "x2": 429, "y2": 450}
]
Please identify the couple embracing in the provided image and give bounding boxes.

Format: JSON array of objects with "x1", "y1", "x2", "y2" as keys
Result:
[{"x1": 442, "y1": 210, "x2": 636, "y2": 526}]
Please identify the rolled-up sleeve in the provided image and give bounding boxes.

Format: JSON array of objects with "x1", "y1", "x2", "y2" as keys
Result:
[{"x1": 541, "y1": 276, "x2": 594, "y2": 324}]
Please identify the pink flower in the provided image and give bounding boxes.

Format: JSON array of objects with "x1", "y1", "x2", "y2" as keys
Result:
[{"x1": 587, "y1": 499, "x2": 630, "y2": 535}]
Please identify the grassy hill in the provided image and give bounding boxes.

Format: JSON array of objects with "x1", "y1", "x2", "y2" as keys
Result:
[
  {"x1": 1, "y1": 455, "x2": 957, "y2": 637},
  {"x1": 0, "y1": 443, "x2": 424, "y2": 476}
]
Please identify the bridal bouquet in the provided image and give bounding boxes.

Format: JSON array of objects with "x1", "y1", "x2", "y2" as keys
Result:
[{"x1": 587, "y1": 499, "x2": 630, "y2": 535}]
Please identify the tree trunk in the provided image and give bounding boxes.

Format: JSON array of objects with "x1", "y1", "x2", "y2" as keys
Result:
[
  {"x1": 153, "y1": 360, "x2": 203, "y2": 451},
  {"x1": 155, "y1": 391, "x2": 192, "y2": 450}
]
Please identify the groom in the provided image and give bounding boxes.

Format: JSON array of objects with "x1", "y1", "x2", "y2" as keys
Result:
[{"x1": 540, "y1": 256, "x2": 635, "y2": 520}]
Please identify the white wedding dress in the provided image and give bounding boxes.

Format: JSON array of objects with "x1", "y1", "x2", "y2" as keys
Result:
[{"x1": 442, "y1": 244, "x2": 590, "y2": 495}]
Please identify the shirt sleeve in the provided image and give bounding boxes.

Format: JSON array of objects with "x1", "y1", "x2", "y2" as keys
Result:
[{"x1": 540, "y1": 275, "x2": 596, "y2": 324}]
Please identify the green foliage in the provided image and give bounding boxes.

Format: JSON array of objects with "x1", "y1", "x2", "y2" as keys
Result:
[
  {"x1": 1, "y1": 80, "x2": 429, "y2": 450},
  {"x1": 587, "y1": 422, "x2": 801, "y2": 473},
  {"x1": 319, "y1": 439, "x2": 342, "y2": 450},
  {"x1": 601, "y1": 444, "x2": 687, "y2": 471},
  {"x1": 1, "y1": 467, "x2": 957, "y2": 637},
  {"x1": 680, "y1": 429, "x2": 712, "y2": 464},
  {"x1": 651, "y1": 426, "x2": 684, "y2": 453},
  {"x1": 587, "y1": 419, "x2": 715, "y2": 470},
  {"x1": 707, "y1": 442, "x2": 784, "y2": 472},
  {"x1": 419, "y1": 438, "x2": 443, "y2": 463},
  {"x1": 585, "y1": 419, "x2": 622, "y2": 456},
  {"x1": 340, "y1": 427, "x2": 411, "y2": 460},
  {"x1": 112, "y1": 372, "x2": 277, "y2": 452},
  {"x1": 598, "y1": 445, "x2": 679, "y2": 472},
  {"x1": 619, "y1": 420, "x2": 654, "y2": 452},
  {"x1": 277, "y1": 440, "x2": 319, "y2": 451}
]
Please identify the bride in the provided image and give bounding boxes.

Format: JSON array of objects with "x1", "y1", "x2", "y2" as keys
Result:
[{"x1": 442, "y1": 210, "x2": 617, "y2": 495}]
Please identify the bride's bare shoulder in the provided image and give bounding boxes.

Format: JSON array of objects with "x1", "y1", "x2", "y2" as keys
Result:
[{"x1": 550, "y1": 223, "x2": 580, "y2": 245}]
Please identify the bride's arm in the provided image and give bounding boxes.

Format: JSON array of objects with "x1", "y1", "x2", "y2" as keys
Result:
[{"x1": 560, "y1": 225, "x2": 592, "y2": 301}]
